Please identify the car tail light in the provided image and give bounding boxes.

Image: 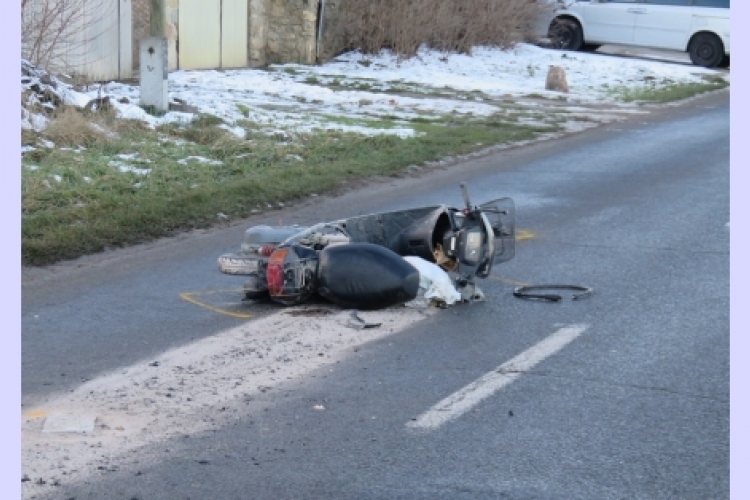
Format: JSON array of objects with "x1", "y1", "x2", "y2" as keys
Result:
[{"x1": 266, "y1": 248, "x2": 288, "y2": 296}]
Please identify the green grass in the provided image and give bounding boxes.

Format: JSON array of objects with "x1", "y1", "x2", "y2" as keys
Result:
[
  {"x1": 320, "y1": 115, "x2": 400, "y2": 129},
  {"x1": 292, "y1": 74, "x2": 496, "y2": 103},
  {"x1": 236, "y1": 103, "x2": 250, "y2": 117},
  {"x1": 22, "y1": 113, "x2": 558, "y2": 266},
  {"x1": 609, "y1": 77, "x2": 728, "y2": 103}
]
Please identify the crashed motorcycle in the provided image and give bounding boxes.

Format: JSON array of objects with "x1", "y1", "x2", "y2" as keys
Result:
[{"x1": 217, "y1": 184, "x2": 515, "y2": 310}]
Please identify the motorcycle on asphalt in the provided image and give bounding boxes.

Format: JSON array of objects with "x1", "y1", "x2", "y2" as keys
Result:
[{"x1": 217, "y1": 183, "x2": 515, "y2": 310}]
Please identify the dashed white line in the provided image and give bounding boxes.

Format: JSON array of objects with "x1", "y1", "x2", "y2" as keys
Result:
[{"x1": 407, "y1": 324, "x2": 589, "y2": 431}]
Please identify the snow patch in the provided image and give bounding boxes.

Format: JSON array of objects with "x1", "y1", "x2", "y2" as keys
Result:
[{"x1": 177, "y1": 156, "x2": 224, "y2": 166}]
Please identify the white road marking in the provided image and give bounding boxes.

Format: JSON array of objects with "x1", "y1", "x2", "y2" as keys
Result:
[
  {"x1": 407, "y1": 324, "x2": 589, "y2": 431},
  {"x1": 22, "y1": 306, "x2": 436, "y2": 498}
]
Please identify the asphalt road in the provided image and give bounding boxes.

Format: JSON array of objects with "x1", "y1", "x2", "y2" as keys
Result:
[{"x1": 22, "y1": 91, "x2": 729, "y2": 499}]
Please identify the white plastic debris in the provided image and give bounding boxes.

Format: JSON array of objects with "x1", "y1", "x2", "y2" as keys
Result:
[
  {"x1": 403, "y1": 256, "x2": 462, "y2": 306},
  {"x1": 42, "y1": 413, "x2": 96, "y2": 434}
]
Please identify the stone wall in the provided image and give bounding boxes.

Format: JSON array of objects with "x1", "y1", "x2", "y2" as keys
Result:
[
  {"x1": 248, "y1": 0, "x2": 269, "y2": 66},
  {"x1": 263, "y1": 0, "x2": 318, "y2": 65}
]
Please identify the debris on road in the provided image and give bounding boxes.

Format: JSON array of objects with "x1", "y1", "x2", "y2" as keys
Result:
[
  {"x1": 347, "y1": 310, "x2": 383, "y2": 330},
  {"x1": 42, "y1": 413, "x2": 96, "y2": 434},
  {"x1": 513, "y1": 284, "x2": 593, "y2": 302},
  {"x1": 285, "y1": 307, "x2": 336, "y2": 317},
  {"x1": 403, "y1": 256, "x2": 462, "y2": 307}
]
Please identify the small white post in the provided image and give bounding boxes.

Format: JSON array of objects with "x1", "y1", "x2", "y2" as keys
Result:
[{"x1": 139, "y1": 37, "x2": 168, "y2": 112}]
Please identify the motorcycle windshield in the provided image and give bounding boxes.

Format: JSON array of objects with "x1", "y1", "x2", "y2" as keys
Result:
[{"x1": 479, "y1": 197, "x2": 515, "y2": 264}]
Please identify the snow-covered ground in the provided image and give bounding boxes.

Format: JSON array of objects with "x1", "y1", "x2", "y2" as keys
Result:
[{"x1": 22, "y1": 43, "x2": 728, "y2": 139}]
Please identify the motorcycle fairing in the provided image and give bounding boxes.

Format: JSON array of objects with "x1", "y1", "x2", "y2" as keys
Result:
[{"x1": 308, "y1": 205, "x2": 457, "y2": 263}]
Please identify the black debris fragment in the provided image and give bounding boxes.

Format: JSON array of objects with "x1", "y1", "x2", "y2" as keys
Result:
[
  {"x1": 348, "y1": 310, "x2": 382, "y2": 330},
  {"x1": 513, "y1": 284, "x2": 593, "y2": 302}
]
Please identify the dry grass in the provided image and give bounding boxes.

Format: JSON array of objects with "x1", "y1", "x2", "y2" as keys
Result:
[
  {"x1": 331, "y1": 0, "x2": 551, "y2": 58},
  {"x1": 41, "y1": 106, "x2": 117, "y2": 148}
]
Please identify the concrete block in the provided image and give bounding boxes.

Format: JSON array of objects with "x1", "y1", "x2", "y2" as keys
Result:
[{"x1": 139, "y1": 37, "x2": 169, "y2": 111}]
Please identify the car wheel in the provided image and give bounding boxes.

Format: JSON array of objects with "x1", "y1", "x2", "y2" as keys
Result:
[
  {"x1": 548, "y1": 19, "x2": 583, "y2": 51},
  {"x1": 718, "y1": 55, "x2": 730, "y2": 69},
  {"x1": 689, "y1": 33, "x2": 724, "y2": 68}
]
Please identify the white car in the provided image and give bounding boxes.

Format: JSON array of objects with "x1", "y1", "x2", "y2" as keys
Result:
[{"x1": 534, "y1": 0, "x2": 730, "y2": 68}]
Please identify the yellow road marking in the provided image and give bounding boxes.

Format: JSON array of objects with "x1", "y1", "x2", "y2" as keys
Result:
[
  {"x1": 516, "y1": 230, "x2": 534, "y2": 241},
  {"x1": 179, "y1": 290, "x2": 253, "y2": 319},
  {"x1": 23, "y1": 409, "x2": 49, "y2": 420}
]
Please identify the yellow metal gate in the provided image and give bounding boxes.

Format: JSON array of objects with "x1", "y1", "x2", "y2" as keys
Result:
[{"x1": 178, "y1": 0, "x2": 248, "y2": 70}]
